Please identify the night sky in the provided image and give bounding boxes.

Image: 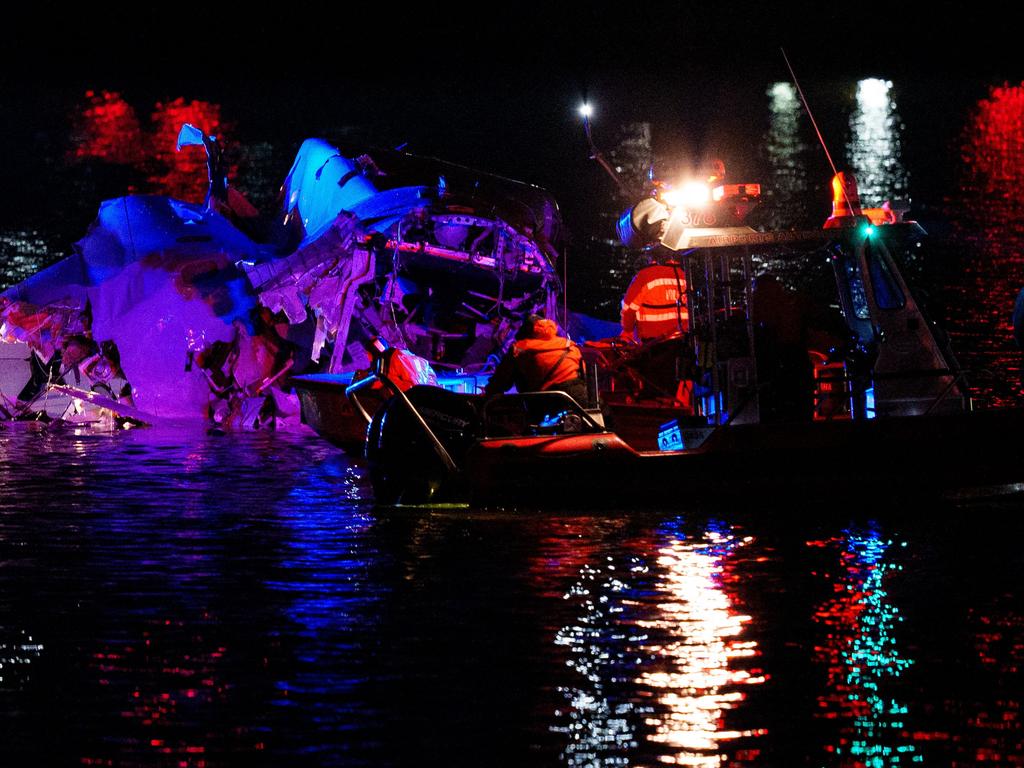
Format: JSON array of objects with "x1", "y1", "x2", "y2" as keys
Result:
[{"x1": 4, "y1": 2, "x2": 1017, "y2": 138}]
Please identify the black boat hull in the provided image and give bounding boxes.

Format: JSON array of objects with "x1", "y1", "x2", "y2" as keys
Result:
[{"x1": 463, "y1": 407, "x2": 1024, "y2": 507}]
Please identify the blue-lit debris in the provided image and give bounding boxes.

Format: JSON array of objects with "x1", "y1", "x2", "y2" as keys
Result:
[{"x1": 1, "y1": 132, "x2": 563, "y2": 427}]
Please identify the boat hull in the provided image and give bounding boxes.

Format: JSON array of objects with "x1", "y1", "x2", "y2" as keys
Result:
[
  {"x1": 292, "y1": 375, "x2": 382, "y2": 451},
  {"x1": 463, "y1": 407, "x2": 1024, "y2": 507}
]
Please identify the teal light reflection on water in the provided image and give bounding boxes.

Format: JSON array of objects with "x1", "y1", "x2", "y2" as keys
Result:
[{"x1": 814, "y1": 528, "x2": 920, "y2": 766}]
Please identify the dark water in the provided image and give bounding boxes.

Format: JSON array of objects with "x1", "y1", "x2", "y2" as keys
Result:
[{"x1": 2, "y1": 427, "x2": 1023, "y2": 766}]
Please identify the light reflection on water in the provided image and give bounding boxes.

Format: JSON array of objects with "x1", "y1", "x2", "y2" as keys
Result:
[
  {"x1": 945, "y1": 82, "x2": 1024, "y2": 407},
  {"x1": 553, "y1": 554, "x2": 645, "y2": 767},
  {"x1": 634, "y1": 526, "x2": 765, "y2": 766},
  {"x1": 0, "y1": 629, "x2": 44, "y2": 691},
  {"x1": 0, "y1": 228, "x2": 61, "y2": 291},
  {"x1": 967, "y1": 594, "x2": 1024, "y2": 765},
  {"x1": 1, "y1": 427, "x2": 381, "y2": 765},
  {"x1": 553, "y1": 521, "x2": 766, "y2": 767},
  {"x1": 811, "y1": 529, "x2": 918, "y2": 767},
  {"x1": 847, "y1": 79, "x2": 909, "y2": 207},
  {"x1": 764, "y1": 82, "x2": 811, "y2": 229},
  {"x1": 765, "y1": 82, "x2": 803, "y2": 168},
  {"x1": 2, "y1": 430, "x2": 1024, "y2": 765}
]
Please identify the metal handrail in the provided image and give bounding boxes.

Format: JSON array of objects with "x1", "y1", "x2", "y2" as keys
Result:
[
  {"x1": 481, "y1": 390, "x2": 607, "y2": 433},
  {"x1": 923, "y1": 369, "x2": 970, "y2": 416},
  {"x1": 344, "y1": 374, "x2": 381, "y2": 424}
]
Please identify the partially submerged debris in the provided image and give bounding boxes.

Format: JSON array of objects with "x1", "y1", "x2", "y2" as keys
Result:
[{"x1": 1, "y1": 130, "x2": 564, "y2": 430}]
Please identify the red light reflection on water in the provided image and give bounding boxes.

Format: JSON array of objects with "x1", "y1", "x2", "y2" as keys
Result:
[
  {"x1": 149, "y1": 97, "x2": 233, "y2": 203},
  {"x1": 950, "y1": 83, "x2": 1024, "y2": 406},
  {"x1": 963, "y1": 600, "x2": 1024, "y2": 766},
  {"x1": 71, "y1": 91, "x2": 144, "y2": 167},
  {"x1": 962, "y1": 85, "x2": 1024, "y2": 199},
  {"x1": 69, "y1": 91, "x2": 235, "y2": 204},
  {"x1": 810, "y1": 532, "x2": 918, "y2": 767},
  {"x1": 525, "y1": 518, "x2": 636, "y2": 600},
  {"x1": 76, "y1": 616, "x2": 237, "y2": 766}
]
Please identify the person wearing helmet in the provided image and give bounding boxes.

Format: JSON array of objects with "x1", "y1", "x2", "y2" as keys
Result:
[{"x1": 483, "y1": 314, "x2": 586, "y2": 403}]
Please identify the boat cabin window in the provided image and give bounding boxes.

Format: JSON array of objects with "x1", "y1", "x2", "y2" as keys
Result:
[
  {"x1": 837, "y1": 253, "x2": 871, "y2": 321},
  {"x1": 864, "y1": 241, "x2": 906, "y2": 310}
]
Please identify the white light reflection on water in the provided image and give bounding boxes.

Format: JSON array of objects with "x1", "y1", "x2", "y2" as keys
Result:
[
  {"x1": 552, "y1": 525, "x2": 765, "y2": 767},
  {"x1": 0, "y1": 629, "x2": 44, "y2": 690},
  {"x1": 847, "y1": 79, "x2": 909, "y2": 206},
  {"x1": 553, "y1": 556, "x2": 647, "y2": 766},
  {"x1": 765, "y1": 82, "x2": 809, "y2": 228},
  {"x1": 635, "y1": 528, "x2": 766, "y2": 766},
  {"x1": 0, "y1": 228, "x2": 59, "y2": 291}
]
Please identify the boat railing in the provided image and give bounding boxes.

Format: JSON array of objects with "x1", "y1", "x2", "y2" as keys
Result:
[
  {"x1": 344, "y1": 372, "x2": 383, "y2": 424},
  {"x1": 481, "y1": 391, "x2": 607, "y2": 436},
  {"x1": 923, "y1": 368, "x2": 970, "y2": 415}
]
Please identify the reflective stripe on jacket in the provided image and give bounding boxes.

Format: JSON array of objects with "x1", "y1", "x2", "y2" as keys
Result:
[{"x1": 621, "y1": 264, "x2": 689, "y2": 339}]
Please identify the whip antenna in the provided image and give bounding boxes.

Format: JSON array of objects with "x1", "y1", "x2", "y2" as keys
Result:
[{"x1": 781, "y1": 48, "x2": 841, "y2": 179}]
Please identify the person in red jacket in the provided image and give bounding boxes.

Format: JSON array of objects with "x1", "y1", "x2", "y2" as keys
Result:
[
  {"x1": 483, "y1": 315, "x2": 586, "y2": 403},
  {"x1": 620, "y1": 259, "x2": 689, "y2": 342}
]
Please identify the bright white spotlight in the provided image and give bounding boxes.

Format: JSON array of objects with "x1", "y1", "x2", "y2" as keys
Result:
[
  {"x1": 662, "y1": 181, "x2": 711, "y2": 209},
  {"x1": 578, "y1": 102, "x2": 594, "y2": 119}
]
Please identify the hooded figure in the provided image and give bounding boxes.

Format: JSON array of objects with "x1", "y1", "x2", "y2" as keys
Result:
[{"x1": 483, "y1": 315, "x2": 585, "y2": 403}]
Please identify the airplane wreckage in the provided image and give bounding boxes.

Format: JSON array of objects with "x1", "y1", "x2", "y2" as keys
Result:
[{"x1": 0, "y1": 127, "x2": 571, "y2": 429}]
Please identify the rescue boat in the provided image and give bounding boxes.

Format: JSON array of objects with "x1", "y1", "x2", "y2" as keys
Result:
[{"x1": 356, "y1": 173, "x2": 1024, "y2": 506}]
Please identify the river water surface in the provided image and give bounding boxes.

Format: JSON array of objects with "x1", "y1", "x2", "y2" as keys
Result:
[{"x1": 2, "y1": 427, "x2": 1023, "y2": 766}]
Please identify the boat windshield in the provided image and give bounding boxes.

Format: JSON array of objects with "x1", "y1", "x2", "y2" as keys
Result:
[{"x1": 865, "y1": 239, "x2": 906, "y2": 310}]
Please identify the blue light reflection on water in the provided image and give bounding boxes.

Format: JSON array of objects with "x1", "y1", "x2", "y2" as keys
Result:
[
  {"x1": 263, "y1": 451, "x2": 388, "y2": 759},
  {"x1": 0, "y1": 426, "x2": 388, "y2": 765},
  {"x1": 3, "y1": 433, "x2": 1024, "y2": 765}
]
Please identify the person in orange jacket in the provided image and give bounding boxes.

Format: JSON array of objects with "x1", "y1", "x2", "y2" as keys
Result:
[
  {"x1": 483, "y1": 315, "x2": 586, "y2": 403},
  {"x1": 620, "y1": 259, "x2": 689, "y2": 342}
]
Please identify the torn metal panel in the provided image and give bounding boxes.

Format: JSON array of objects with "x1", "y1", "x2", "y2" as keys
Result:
[
  {"x1": 259, "y1": 139, "x2": 564, "y2": 378},
  {"x1": 1, "y1": 134, "x2": 566, "y2": 430}
]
